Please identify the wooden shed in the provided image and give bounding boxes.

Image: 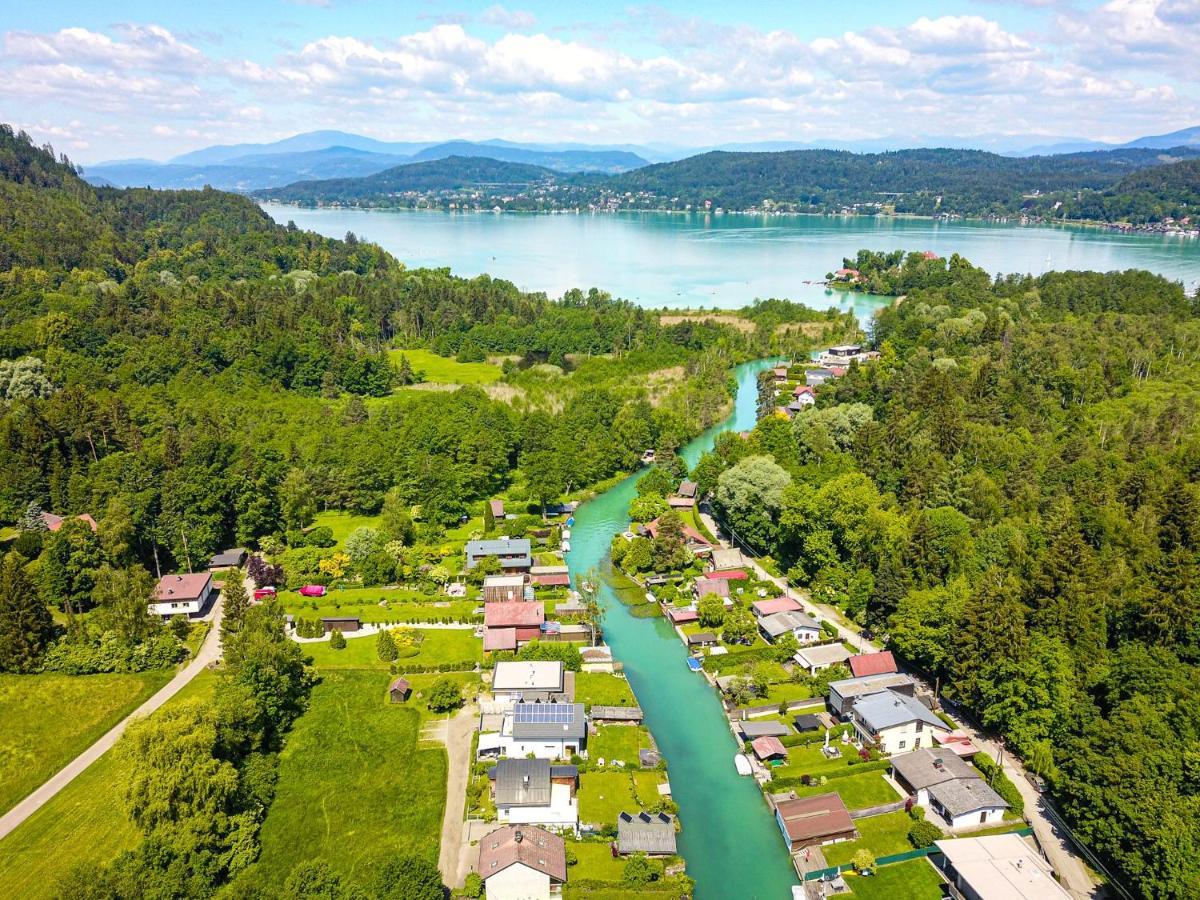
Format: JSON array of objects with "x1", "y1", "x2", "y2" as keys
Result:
[
  {"x1": 321, "y1": 616, "x2": 361, "y2": 634},
  {"x1": 389, "y1": 677, "x2": 411, "y2": 703}
]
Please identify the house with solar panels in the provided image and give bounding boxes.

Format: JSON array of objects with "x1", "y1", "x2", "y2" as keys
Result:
[{"x1": 486, "y1": 703, "x2": 589, "y2": 760}]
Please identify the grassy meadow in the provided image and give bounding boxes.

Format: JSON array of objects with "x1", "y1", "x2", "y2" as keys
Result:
[{"x1": 390, "y1": 349, "x2": 503, "y2": 385}]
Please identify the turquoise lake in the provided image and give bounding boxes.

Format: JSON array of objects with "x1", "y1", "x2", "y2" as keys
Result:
[{"x1": 264, "y1": 205, "x2": 1200, "y2": 322}]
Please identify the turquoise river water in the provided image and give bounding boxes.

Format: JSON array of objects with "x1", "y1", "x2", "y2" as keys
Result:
[{"x1": 564, "y1": 358, "x2": 794, "y2": 900}]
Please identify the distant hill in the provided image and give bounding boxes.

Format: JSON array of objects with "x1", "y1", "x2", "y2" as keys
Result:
[
  {"x1": 408, "y1": 141, "x2": 647, "y2": 173},
  {"x1": 256, "y1": 156, "x2": 559, "y2": 204},
  {"x1": 168, "y1": 131, "x2": 435, "y2": 166}
]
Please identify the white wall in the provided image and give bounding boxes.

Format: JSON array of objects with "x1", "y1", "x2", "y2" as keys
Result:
[
  {"x1": 485, "y1": 863, "x2": 552, "y2": 900},
  {"x1": 855, "y1": 718, "x2": 948, "y2": 755}
]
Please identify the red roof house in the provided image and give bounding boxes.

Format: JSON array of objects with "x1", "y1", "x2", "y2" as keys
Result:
[
  {"x1": 751, "y1": 736, "x2": 787, "y2": 760},
  {"x1": 478, "y1": 825, "x2": 567, "y2": 893},
  {"x1": 531, "y1": 573, "x2": 571, "y2": 587},
  {"x1": 483, "y1": 628, "x2": 518, "y2": 652},
  {"x1": 707, "y1": 569, "x2": 748, "y2": 581},
  {"x1": 773, "y1": 792, "x2": 857, "y2": 851},
  {"x1": 644, "y1": 518, "x2": 712, "y2": 546},
  {"x1": 39, "y1": 512, "x2": 98, "y2": 533},
  {"x1": 484, "y1": 602, "x2": 544, "y2": 649},
  {"x1": 667, "y1": 607, "x2": 699, "y2": 624},
  {"x1": 849, "y1": 651, "x2": 898, "y2": 678},
  {"x1": 751, "y1": 596, "x2": 803, "y2": 618}
]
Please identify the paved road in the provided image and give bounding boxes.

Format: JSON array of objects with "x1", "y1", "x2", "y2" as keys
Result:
[
  {"x1": 699, "y1": 509, "x2": 1101, "y2": 898},
  {"x1": 0, "y1": 593, "x2": 225, "y2": 843},
  {"x1": 432, "y1": 702, "x2": 479, "y2": 889}
]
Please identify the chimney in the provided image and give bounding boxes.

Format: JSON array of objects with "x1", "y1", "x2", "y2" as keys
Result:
[
  {"x1": 933, "y1": 757, "x2": 944, "y2": 770},
  {"x1": 522, "y1": 774, "x2": 530, "y2": 786},
  {"x1": 514, "y1": 830, "x2": 523, "y2": 843}
]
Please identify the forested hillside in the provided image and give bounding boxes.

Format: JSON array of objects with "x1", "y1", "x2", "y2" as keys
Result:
[
  {"x1": 1025, "y1": 157, "x2": 1200, "y2": 224},
  {"x1": 699, "y1": 252, "x2": 1200, "y2": 896}
]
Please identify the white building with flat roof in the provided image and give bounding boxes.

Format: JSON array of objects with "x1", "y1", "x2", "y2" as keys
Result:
[
  {"x1": 492, "y1": 661, "x2": 566, "y2": 703},
  {"x1": 935, "y1": 834, "x2": 1071, "y2": 900}
]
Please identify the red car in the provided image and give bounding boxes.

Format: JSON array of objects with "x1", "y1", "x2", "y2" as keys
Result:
[
  {"x1": 299, "y1": 584, "x2": 327, "y2": 598},
  {"x1": 253, "y1": 587, "x2": 276, "y2": 601}
]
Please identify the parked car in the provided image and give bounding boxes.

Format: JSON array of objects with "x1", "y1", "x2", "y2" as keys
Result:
[
  {"x1": 253, "y1": 587, "x2": 276, "y2": 600},
  {"x1": 299, "y1": 584, "x2": 327, "y2": 598},
  {"x1": 1025, "y1": 771, "x2": 1048, "y2": 793}
]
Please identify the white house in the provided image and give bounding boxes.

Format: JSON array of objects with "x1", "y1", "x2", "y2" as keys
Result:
[
  {"x1": 483, "y1": 703, "x2": 588, "y2": 761},
  {"x1": 491, "y1": 661, "x2": 569, "y2": 704},
  {"x1": 758, "y1": 610, "x2": 821, "y2": 644},
  {"x1": 490, "y1": 759, "x2": 578, "y2": 832},
  {"x1": 935, "y1": 834, "x2": 1071, "y2": 899},
  {"x1": 850, "y1": 689, "x2": 949, "y2": 755},
  {"x1": 150, "y1": 572, "x2": 213, "y2": 619},
  {"x1": 794, "y1": 642, "x2": 853, "y2": 675},
  {"x1": 478, "y1": 825, "x2": 567, "y2": 900},
  {"x1": 889, "y1": 749, "x2": 1008, "y2": 829}
]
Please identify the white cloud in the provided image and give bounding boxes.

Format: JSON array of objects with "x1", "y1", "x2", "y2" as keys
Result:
[{"x1": 479, "y1": 5, "x2": 537, "y2": 30}]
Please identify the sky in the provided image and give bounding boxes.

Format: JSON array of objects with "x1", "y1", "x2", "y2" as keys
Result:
[{"x1": 2, "y1": 0, "x2": 1199, "y2": 163}]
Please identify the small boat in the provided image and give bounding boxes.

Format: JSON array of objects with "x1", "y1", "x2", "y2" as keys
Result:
[
  {"x1": 734, "y1": 753, "x2": 753, "y2": 776},
  {"x1": 686, "y1": 657, "x2": 703, "y2": 672}
]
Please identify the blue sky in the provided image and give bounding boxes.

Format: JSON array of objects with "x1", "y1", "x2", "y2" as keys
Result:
[{"x1": 3, "y1": 0, "x2": 1198, "y2": 162}]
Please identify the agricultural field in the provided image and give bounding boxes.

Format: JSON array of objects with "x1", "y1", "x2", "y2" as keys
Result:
[
  {"x1": 0, "y1": 671, "x2": 173, "y2": 816},
  {"x1": 233, "y1": 670, "x2": 446, "y2": 892},
  {"x1": 574, "y1": 672, "x2": 638, "y2": 708},
  {"x1": 390, "y1": 349, "x2": 502, "y2": 385},
  {"x1": 301, "y1": 627, "x2": 482, "y2": 670},
  {"x1": 0, "y1": 671, "x2": 217, "y2": 900}
]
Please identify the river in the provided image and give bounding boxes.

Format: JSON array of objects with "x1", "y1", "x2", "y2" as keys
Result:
[
  {"x1": 564, "y1": 358, "x2": 794, "y2": 900},
  {"x1": 264, "y1": 205, "x2": 1200, "y2": 321}
]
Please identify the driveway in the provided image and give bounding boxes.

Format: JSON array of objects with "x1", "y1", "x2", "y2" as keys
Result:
[
  {"x1": 433, "y1": 702, "x2": 479, "y2": 889},
  {"x1": 0, "y1": 592, "x2": 225, "y2": 842}
]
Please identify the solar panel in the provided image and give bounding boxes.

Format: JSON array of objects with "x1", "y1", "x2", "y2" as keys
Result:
[{"x1": 514, "y1": 704, "x2": 575, "y2": 724}]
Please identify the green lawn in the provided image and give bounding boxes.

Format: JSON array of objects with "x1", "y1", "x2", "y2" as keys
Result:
[
  {"x1": 568, "y1": 839, "x2": 627, "y2": 881},
  {"x1": 791, "y1": 770, "x2": 901, "y2": 810},
  {"x1": 633, "y1": 770, "x2": 667, "y2": 806},
  {"x1": 578, "y1": 771, "x2": 639, "y2": 828},
  {"x1": 824, "y1": 812, "x2": 915, "y2": 867},
  {"x1": 574, "y1": 672, "x2": 638, "y2": 708},
  {"x1": 773, "y1": 743, "x2": 858, "y2": 781},
  {"x1": 0, "y1": 671, "x2": 173, "y2": 816},
  {"x1": 233, "y1": 670, "x2": 446, "y2": 893},
  {"x1": 590, "y1": 725, "x2": 651, "y2": 766},
  {"x1": 390, "y1": 349, "x2": 502, "y2": 385},
  {"x1": 279, "y1": 589, "x2": 479, "y2": 624},
  {"x1": 309, "y1": 510, "x2": 384, "y2": 546},
  {"x1": 0, "y1": 671, "x2": 217, "y2": 900},
  {"x1": 753, "y1": 680, "x2": 815, "y2": 707},
  {"x1": 843, "y1": 859, "x2": 944, "y2": 899},
  {"x1": 303, "y1": 627, "x2": 481, "y2": 670}
]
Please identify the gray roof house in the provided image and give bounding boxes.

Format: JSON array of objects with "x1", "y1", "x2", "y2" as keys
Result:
[
  {"x1": 852, "y1": 689, "x2": 946, "y2": 733},
  {"x1": 889, "y1": 748, "x2": 1008, "y2": 827},
  {"x1": 758, "y1": 610, "x2": 821, "y2": 643},
  {"x1": 512, "y1": 703, "x2": 588, "y2": 742},
  {"x1": 490, "y1": 759, "x2": 552, "y2": 807},
  {"x1": 738, "y1": 720, "x2": 790, "y2": 739},
  {"x1": 927, "y1": 778, "x2": 1008, "y2": 821},
  {"x1": 827, "y1": 672, "x2": 916, "y2": 716},
  {"x1": 890, "y1": 748, "x2": 978, "y2": 792},
  {"x1": 617, "y1": 812, "x2": 677, "y2": 855},
  {"x1": 465, "y1": 538, "x2": 533, "y2": 571}
]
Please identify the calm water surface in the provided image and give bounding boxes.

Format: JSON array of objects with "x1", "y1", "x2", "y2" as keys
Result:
[
  {"x1": 564, "y1": 359, "x2": 795, "y2": 900},
  {"x1": 265, "y1": 205, "x2": 1200, "y2": 322}
]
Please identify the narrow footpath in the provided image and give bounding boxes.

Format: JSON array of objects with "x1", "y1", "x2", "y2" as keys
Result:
[
  {"x1": 698, "y1": 508, "x2": 1102, "y2": 899},
  {"x1": 0, "y1": 593, "x2": 226, "y2": 843}
]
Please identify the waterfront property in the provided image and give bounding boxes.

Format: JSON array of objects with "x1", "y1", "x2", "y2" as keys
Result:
[
  {"x1": 934, "y1": 834, "x2": 1071, "y2": 900},
  {"x1": 617, "y1": 811, "x2": 678, "y2": 856},
  {"x1": 751, "y1": 596, "x2": 804, "y2": 618},
  {"x1": 484, "y1": 703, "x2": 588, "y2": 760},
  {"x1": 890, "y1": 749, "x2": 1008, "y2": 829},
  {"x1": 483, "y1": 574, "x2": 530, "y2": 603},
  {"x1": 738, "y1": 720, "x2": 790, "y2": 740},
  {"x1": 758, "y1": 609, "x2": 821, "y2": 644},
  {"x1": 772, "y1": 792, "x2": 857, "y2": 852},
  {"x1": 466, "y1": 538, "x2": 533, "y2": 572},
  {"x1": 827, "y1": 672, "x2": 917, "y2": 717},
  {"x1": 149, "y1": 572, "x2": 213, "y2": 619},
  {"x1": 478, "y1": 825, "x2": 567, "y2": 900},
  {"x1": 850, "y1": 689, "x2": 949, "y2": 754},
  {"x1": 491, "y1": 661, "x2": 570, "y2": 704},
  {"x1": 484, "y1": 602, "x2": 545, "y2": 651}
]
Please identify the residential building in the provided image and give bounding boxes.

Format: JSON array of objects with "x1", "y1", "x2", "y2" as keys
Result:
[
  {"x1": 934, "y1": 834, "x2": 1071, "y2": 900},
  {"x1": 666, "y1": 607, "x2": 699, "y2": 625},
  {"x1": 616, "y1": 811, "x2": 677, "y2": 856},
  {"x1": 484, "y1": 574, "x2": 531, "y2": 603},
  {"x1": 850, "y1": 689, "x2": 949, "y2": 755},
  {"x1": 150, "y1": 572, "x2": 213, "y2": 619},
  {"x1": 794, "y1": 643, "x2": 853, "y2": 675},
  {"x1": 709, "y1": 547, "x2": 744, "y2": 570},
  {"x1": 694, "y1": 577, "x2": 730, "y2": 600},
  {"x1": 478, "y1": 825, "x2": 567, "y2": 900},
  {"x1": 466, "y1": 538, "x2": 533, "y2": 572},
  {"x1": 37, "y1": 511, "x2": 98, "y2": 533},
  {"x1": 758, "y1": 610, "x2": 821, "y2": 644},
  {"x1": 817, "y1": 344, "x2": 877, "y2": 367},
  {"x1": 487, "y1": 703, "x2": 588, "y2": 760},
  {"x1": 803, "y1": 367, "x2": 837, "y2": 387},
  {"x1": 484, "y1": 602, "x2": 545, "y2": 651},
  {"x1": 848, "y1": 650, "x2": 898, "y2": 678},
  {"x1": 772, "y1": 792, "x2": 857, "y2": 851},
  {"x1": 738, "y1": 720, "x2": 790, "y2": 739},
  {"x1": 771, "y1": 366, "x2": 789, "y2": 383},
  {"x1": 489, "y1": 759, "x2": 578, "y2": 830},
  {"x1": 751, "y1": 736, "x2": 787, "y2": 761},
  {"x1": 751, "y1": 596, "x2": 803, "y2": 618},
  {"x1": 890, "y1": 749, "x2": 1007, "y2": 828},
  {"x1": 827, "y1": 672, "x2": 917, "y2": 716},
  {"x1": 489, "y1": 499, "x2": 506, "y2": 519},
  {"x1": 491, "y1": 661, "x2": 569, "y2": 704},
  {"x1": 687, "y1": 632, "x2": 719, "y2": 648}
]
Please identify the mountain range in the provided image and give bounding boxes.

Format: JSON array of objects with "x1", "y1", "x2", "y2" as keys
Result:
[{"x1": 81, "y1": 126, "x2": 1200, "y2": 193}]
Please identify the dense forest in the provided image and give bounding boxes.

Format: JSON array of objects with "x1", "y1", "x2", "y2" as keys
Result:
[
  {"x1": 257, "y1": 144, "x2": 1200, "y2": 223},
  {"x1": 698, "y1": 252, "x2": 1200, "y2": 896}
]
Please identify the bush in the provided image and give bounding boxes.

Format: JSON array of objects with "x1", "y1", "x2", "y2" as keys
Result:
[
  {"x1": 973, "y1": 752, "x2": 1025, "y2": 815},
  {"x1": 40, "y1": 632, "x2": 184, "y2": 674},
  {"x1": 852, "y1": 849, "x2": 876, "y2": 873},
  {"x1": 427, "y1": 677, "x2": 464, "y2": 713},
  {"x1": 329, "y1": 630, "x2": 346, "y2": 650},
  {"x1": 303, "y1": 526, "x2": 336, "y2": 548},
  {"x1": 169, "y1": 614, "x2": 191, "y2": 641},
  {"x1": 908, "y1": 817, "x2": 944, "y2": 849},
  {"x1": 376, "y1": 629, "x2": 399, "y2": 662}
]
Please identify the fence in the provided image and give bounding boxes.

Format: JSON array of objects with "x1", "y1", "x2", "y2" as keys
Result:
[{"x1": 802, "y1": 826, "x2": 1034, "y2": 882}]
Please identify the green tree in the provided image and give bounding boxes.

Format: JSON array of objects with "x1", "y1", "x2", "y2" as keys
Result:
[
  {"x1": 98, "y1": 496, "x2": 136, "y2": 565},
  {"x1": 376, "y1": 628, "x2": 398, "y2": 662},
  {"x1": 622, "y1": 853, "x2": 655, "y2": 886},
  {"x1": 0, "y1": 551, "x2": 55, "y2": 673},
  {"x1": 329, "y1": 629, "x2": 346, "y2": 650},
  {"x1": 281, "y1": 469, "x2": 317, "y2": 532},
  {"x1": 42, "y1": 518, "x2": 102, "y2": 624},
  {"x1": 220, "y1": 576, "x2": 250, "y2": 644},
  {"x1": 714, "y1": 455, "x2": 791, "y2": 552},
  {"x1": 374, "y1": 855, "x2": 444, "y2": 900},
  {"x1": 697, "y1": 595, "x2": 726, "y2": 628},
  {"x1": 91, "y1": 564, "x2": 159, "y2": 645},
  {"x1": 426, "y1": 676, "x2": 463, "y2": 712},
  {"x1": 722, "y1": 608, "x2": 756, "y2": 645}
]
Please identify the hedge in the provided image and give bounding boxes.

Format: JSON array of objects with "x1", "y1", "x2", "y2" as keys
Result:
[
  {"x1": 973, "y1": 752, "x2": 1025, "y2": 815},
  {"x1": 770, "y1": 759, "x2": 890, "y2": 790},
  {"x1": 389, "y1": 660, "x2": 478, "y2": 674}
]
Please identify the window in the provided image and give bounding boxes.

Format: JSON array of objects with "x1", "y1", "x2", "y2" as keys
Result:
[
  {"x1": 915, "y1": 737, "x2": 921, "y2": 748},
  {"x1": 916, "y1": 721, "x2": 923, "y2": 732},
  {"x1": 898, "y1": 740, "x2": 906, "y2": 749}
]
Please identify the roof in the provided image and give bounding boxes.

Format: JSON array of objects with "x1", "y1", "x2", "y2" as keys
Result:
[
  {"x1": 933, "y1": 729, "x2": 979, "y2": 757},
  {"x1": 710, "y1": 547, "x2": 744, "y2": 569},
  {"x1": 532, "y1": 573, "x2": 571, "y2": 587},
  {"x1": 890, "y1": 748, "x2": 978, "y2": 791},
  {"x1": 934, "y1": 835, "x2": 1069, "y2": 900},
  {"x1": 492, "y1": 661, "x2": 565, "y2": 693},
  {"x1": 644, "y1": 518, "x2": 711, "y2": 546},
  {"x1": 478, "y1": 825, "x2": 567, "y2": 885},
  {"x1": 465, "y1": 538, "x2": 532, "y2": 568},
  {"x1": 694, "y1": 578, "x2": 729, "y2": 598},
  {"x1": 677, "y1": 480, "x2": 697, "y2": 498},
  {"x1": 667, "y1": 607, "x2": 699, "y2": 624},
  {"x1": 484, "y1": 602, "x2": 545, "y2": 628},
  {"x1": 483, "y1": 628, "x2": 517, "y2": 651},
  {"x1": 687, "y1": 632, "x2": 718, "y2": 645},
  {"x1": 752, "y1": 597, "x2": 802, "y2": 617},
  {"x1": 490, "y1": 758, "x2": 551, "y2": 807},
  {"x1": 795, "y1": 643, "x2": 853, "y2": 668},
  {"x1": 793, "y1": 385, "x2": 815, "y2": 397},
  {"x1": 590, "y1": 706, "x2": 643, "y2": 721},
  {"x1": 793, "y1": 714, "x2": 823, "y2": 731},
  {"x1": 707, "y1": 569, "x2": 748, "y2": 580},
  {"x1": 751, "y1": 736, "x2": 787, "y2": 759},
  {"x1": 511, "y1": 703, "x2": 587, "y2": 741},
  {"x1": 484, "y1": 575, "x2": 528, "y2": 589},
  {"x1": 489, "y1": 499, "x2": 506, "y2": 517},
  {"x1": 529, "y1": 565, "x2": 569, "y2": 576},
  {"x1": 828, "y1": 672, "x2": 915, "y2": 701},
  {"x1": 389, "y1": 677, "x2": 410, "y2": 693},
  {"x1": 852, "y1": 690, "x2": 946, "y2": 733},
  {"x1": 774, "y1": 793, "x2": 855, "y2": 843},
  {"x1": 849, "y1": 651, "x2": 898, "y2": 678},
  {"x1": 39, "y1": 511, "x2": 98, "y2": 533},
  {"x1": 617, "y1": 812, "x2": 677, "y2": 854},
  {"x1": 321, "y1": 616, "x2": 360, "y2": 624},
  {"x1": 208, "y1": 548, "x2": 246, "y2": 568},
  {"x1": 759, "y1": 610, "x2": 820, "y2": 639},
  {"x1": 928, "y1": 776, "x2": 1008, "y2": 817},
  {"x1": 739, "y1": 720, "x2": 789, "y2": 738},
  {"x1": 153, "y1": 572, "x2": 212, "y2": 603}
]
